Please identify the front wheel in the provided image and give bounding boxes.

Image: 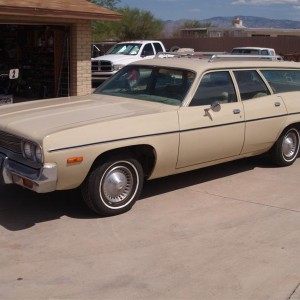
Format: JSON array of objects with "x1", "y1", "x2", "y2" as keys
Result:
[
  {"x1": 270, "y1": 127, "x2": 300, "y2": 166},
  {"x1": 82, "y1": 157, "x2": 144, "y2": 216}
]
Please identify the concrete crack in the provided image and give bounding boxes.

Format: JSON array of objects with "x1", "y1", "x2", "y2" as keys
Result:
[
  {"x1": 288, "y1": 282, "x2": 300, "y2": 300},
  {"x1": 193, "y1": 189, "x2": 300, "y2": 214}
]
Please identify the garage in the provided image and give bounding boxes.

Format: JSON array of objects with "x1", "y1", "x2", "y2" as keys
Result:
[
  {"x1": 0, "y1": 24, "x2": 69, "y2": 101},
  {"x1": 0, "y1": 0, "x2": 121, "y2": 104}
]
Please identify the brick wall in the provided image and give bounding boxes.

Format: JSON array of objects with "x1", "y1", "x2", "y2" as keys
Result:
[{"x1": 70, "y1": 21, "x2": 92, "y2": 96}]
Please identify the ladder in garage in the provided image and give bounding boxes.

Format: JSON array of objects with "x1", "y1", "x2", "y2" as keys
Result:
[{"x1": 56, "y1": 31, "x2": 70, "y2": 97}]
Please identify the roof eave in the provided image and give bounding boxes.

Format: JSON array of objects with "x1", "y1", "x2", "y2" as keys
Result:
[{"x1": 0, "y1": 7, "x2": 122, "y2": 21}]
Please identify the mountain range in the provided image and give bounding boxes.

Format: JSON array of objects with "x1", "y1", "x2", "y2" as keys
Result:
[{"x1": 163, "y1": 16, "x2": 300, "y2": 37}]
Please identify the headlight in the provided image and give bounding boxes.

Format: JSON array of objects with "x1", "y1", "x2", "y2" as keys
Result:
[
  {"x1": 35, "y1": 146, "x2": 43, "y2": 163},
  {"x1": 23, "y1": 142, "x2": 34, "y2": 159},
  {"x1": 113, "y1": 64, "x2": 124, "y2": 71},
  {"x1": 22, "y1": 141, "x2": 43, "y2": 163}
]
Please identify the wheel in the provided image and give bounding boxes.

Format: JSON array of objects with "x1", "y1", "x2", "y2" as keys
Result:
[
  {"x1": 270, "y1": 127, "x2": 300, "y2": 166},
  {"x1": 81, "y1": 156, "x2": 143, "y2": 216}
]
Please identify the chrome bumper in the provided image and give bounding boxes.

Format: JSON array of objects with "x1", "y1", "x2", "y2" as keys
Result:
[{"x1": 0, "y1": 153, "x2": 57, "y2": 193}]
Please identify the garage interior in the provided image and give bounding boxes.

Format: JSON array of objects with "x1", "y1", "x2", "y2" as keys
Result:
[
  {"x1": 0, "y1": 0, "x2": 122, "y2": 105},
  {"x1": 0, "y1": 24, "x2": 70, "y2": 102}
]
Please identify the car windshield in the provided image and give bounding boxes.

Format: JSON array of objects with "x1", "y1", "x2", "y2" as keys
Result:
[
  {"x1": 94, "y1": 65, "x2": 196, "y2": 106},
  {"x1": 106, "y1": 43, "x2": 142, "y2": 55}
]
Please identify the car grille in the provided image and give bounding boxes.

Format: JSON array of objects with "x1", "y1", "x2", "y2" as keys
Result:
[
  {"x1": 0, "y1": 130, "x2": 22, "y2": 154},
  {"x1": 92, "y1": 60, "x2": 113, "y2": 72}
]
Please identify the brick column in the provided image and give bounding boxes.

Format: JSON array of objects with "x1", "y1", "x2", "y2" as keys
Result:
[{"x1": 70, "y1": 20, "x2": 92, "y2": 96}]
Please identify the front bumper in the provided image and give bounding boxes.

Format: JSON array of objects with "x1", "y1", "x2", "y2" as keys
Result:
[{"x1": 0, "y1": 153, "x2": 57, "y2": 193}]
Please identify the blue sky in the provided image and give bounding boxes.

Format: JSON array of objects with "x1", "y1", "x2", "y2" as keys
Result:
[{"x1": 120, "y1": 0, "x2": 300, "y2": 21}]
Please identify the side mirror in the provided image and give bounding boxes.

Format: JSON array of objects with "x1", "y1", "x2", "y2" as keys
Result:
[
  {"x1": 210, "y1": 101, "x2": 221, "y2": 112},
  {"x1": 9, "y1": 69, "x2": 19, "y2": 80},
  {"x1": 204, "y1": 101, "x2": 221, "y2": 119}
]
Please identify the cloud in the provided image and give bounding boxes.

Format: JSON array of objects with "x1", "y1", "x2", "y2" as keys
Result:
[
  {"x1": 293, "y1": 4, "x2": 300, "y2": 7},
  {"x1": 232, "y1": 0, "x2": 299, "y2": 5}
]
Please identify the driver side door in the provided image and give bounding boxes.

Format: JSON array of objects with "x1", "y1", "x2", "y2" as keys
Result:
[{"x1": 177, "y1": 71, "x2": 245, "y2": 168}]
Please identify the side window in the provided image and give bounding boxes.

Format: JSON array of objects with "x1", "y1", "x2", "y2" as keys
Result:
[
  {"x1": 190, "y1": 71, "x2": 237, "y2": 106},
  {"x1": 260, "y1": 70, "x2": 300, "y2": 93},
  {"x1": 153, "y1": 42, "x2": 163, "y2": 53},
  {"x1": 234, "y1": 70, "x2": 270, "y2": 101},
  {"x1": 261, "y1": 50, "x2": 268, "y2": 55},
  {"x1": 142, "y1": 43, "x2": 154, "y2": 56},
  {"x1": 152, "y1": 69, "x2": 195, "y2": 103}
]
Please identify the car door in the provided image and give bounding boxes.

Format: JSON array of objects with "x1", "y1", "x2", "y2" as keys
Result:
[
  {"x1": 177, "y1": 71, "x2": 245, "y2": 169},
  {"x1": 233, "y1": 70, "x2": 288, "y2": 154}
]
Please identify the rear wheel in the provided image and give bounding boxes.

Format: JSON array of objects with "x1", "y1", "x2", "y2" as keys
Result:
[
  {"x1": 82, "y1": 156, "x2": 143, "y2": 216},
  {"x1": 270, "y1": 127, "x2": 300, "y2": 166}
]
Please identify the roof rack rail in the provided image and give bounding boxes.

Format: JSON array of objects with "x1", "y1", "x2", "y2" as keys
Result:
[
  {"x1": 156, "y1": 51, "x2": 225, "y2": 59},
  {"x1": 209, "y1": 54, "x2": 283, "y2": 62}
]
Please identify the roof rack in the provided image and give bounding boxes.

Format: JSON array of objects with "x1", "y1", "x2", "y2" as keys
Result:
[
  {"x1": 156, "y1": 52, "x2": 283, "y2": 62},
  {"x1": 209, "y1": 54, "x2": 283, "y2": 62},
  {"x1": 156, "y1": 51, "x2": 225, "y2": 59}
]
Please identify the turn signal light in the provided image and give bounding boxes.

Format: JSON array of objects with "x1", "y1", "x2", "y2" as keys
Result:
[{"x1": 67, "y1": 156, "x2": 83, "y2": 164}]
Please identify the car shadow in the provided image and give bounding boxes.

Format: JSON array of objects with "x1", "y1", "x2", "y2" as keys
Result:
[
  {"x1": 140, "y1": 156, "x2": 272, "y2": 199},
  {"x1": 0, "y1": 156, "x2": 273, "y2": 231}
]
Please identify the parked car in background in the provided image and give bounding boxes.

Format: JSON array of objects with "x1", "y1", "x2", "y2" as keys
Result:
[
  {"x1": 231, "y1": 47, "x2": 276, "y2": 56},
  {"x1": 91, "y1": 40, "x2": 166, "y2": 83},
  {"x1": 1, "y1": 56, "x2": 300, "y2": 216}
]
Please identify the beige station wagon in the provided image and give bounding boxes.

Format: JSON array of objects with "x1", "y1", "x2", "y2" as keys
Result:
[{"x1": 1, "y1": 56, "x2": 300, "y2": 216}]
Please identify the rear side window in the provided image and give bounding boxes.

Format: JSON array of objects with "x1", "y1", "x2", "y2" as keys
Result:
[
  {"x1": 142, "y1": 43, "x2": 154, "y2": 56},
  {"x1": 190, "y1": 71, "x2": 237, "y2": 106},
  {"x1": 260, "y1": 70, "x2": 300, "y2": 93},
  {"x1": 234, "y1": 70, "x2": 270, "y2": 101},
  {"x1": 153, "y1": 42, "x2": 163, "y2": 53}
]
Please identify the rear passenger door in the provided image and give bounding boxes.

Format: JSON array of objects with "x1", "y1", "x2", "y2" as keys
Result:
[
  {"x1": 233, "y1": 70, "x2": 288, "y2": 154},
  {"x1": 177, "y1": 71, "x2": 245, "y2": 168}
]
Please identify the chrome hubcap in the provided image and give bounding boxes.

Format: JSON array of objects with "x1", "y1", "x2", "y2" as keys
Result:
[
  {"x1": 282, "y1": 131, "x2": 298, "y2": 159},
  {"x1": 102, "y1": 166, "x2": 134, "y2": 203}
]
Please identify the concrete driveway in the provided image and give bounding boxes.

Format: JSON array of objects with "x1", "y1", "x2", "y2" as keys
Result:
[{"x1": 1, "y1": 156, "x2": 300, "y2": 299}]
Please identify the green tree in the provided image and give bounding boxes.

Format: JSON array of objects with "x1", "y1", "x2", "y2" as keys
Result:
[
  {"x1": 117, "y1": 6, "x2": 163, "y2": 40},
  {"x1": 89, "y1": 0, "x2": 120, "y2": 10},
  {"x1": 89, "y1": 0, "x2": 121, "y2": 41},
  {"x1": 89, "y1": 1, "x2": 164, "y2": 41}
]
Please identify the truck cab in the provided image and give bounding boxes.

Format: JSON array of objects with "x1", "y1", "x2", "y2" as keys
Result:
[
  {"x1": 231, "y1": 47, "x2": 276, "y2": 56},
  {"x1": 91, "y1": 40, "x2": 166, "y2": 84}
]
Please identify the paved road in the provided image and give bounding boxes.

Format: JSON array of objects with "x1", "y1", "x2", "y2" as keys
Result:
[{"x1": 1, "y1": 156, "x2": 300, "y2": 299}]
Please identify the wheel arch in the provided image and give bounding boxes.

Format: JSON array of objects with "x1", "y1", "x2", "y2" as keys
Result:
[
  {"x1": 279, "y1": 122, "x2": 300, "y2": 137},
  {"x1": 88, "y1": 144, "x2": 157, "y2": 180}
]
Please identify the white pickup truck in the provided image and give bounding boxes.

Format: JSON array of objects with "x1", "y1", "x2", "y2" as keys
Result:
[
  {"x1": 231, "y1": 47, "x2": 276, "y2": 56},
  {"x1": 91, "y1": 40, "x2": 166, "y2": 83}
]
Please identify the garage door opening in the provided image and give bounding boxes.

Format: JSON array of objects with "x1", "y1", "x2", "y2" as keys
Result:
[{"x1": 0, "y1": 24, "x2": 70, "y2": 103}]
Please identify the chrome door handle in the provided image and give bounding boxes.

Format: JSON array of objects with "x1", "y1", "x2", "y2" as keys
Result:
[
  {"x1": 274, "y1": 102, "x2": 281, "y2": 107},
  {"x1": 233, "y1": 109, "x2": 241, "y2": 114}
]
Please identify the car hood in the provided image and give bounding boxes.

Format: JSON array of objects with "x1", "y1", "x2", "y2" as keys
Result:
[
  {"x1": 93, "y1": 54, "x2": 142, "y2": 64},
  {"x1": 0, "y1": 94, "x2": 177, "y2": 142}
]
